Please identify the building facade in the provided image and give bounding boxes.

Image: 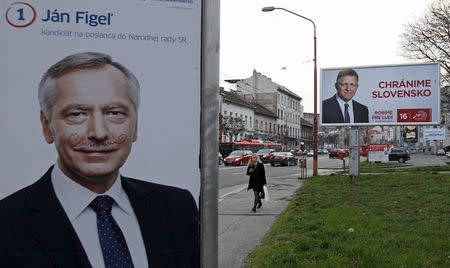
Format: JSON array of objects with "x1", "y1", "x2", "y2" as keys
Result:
[
  {"x1": 220, "y1": 88, "x2": 254, "y2": 142},
  {"x1": 226, "y1": 70, "x2": 304, "y2": 150},
  {"x1": 253, "y1": 103, "x2": 278, "y2": 141}
]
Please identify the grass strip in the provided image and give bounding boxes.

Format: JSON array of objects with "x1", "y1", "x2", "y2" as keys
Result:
[{"x1": 245, "y1": 173, "x2": 450, "y2": 267}]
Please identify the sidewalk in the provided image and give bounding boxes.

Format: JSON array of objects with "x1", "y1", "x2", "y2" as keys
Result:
[{"x1": 218, "y1": 167, "x2": 339, "y2": 268}]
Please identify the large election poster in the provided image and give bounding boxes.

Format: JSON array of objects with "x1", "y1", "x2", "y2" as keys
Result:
[
  {"x1": 320, "y1": 63, "x2": 441, "y2": 126},
  {"x1": 0, "y1": 0, "x2": 201, "y2": 202}
]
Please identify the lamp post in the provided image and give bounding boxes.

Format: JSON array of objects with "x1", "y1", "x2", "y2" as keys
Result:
[{"x1": 262, "y1": 6, "x2": 318, "y2": 175}]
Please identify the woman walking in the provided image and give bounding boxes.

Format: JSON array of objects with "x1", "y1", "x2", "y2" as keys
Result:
[{"x1": 247, "y1": 154, "x2": 267, "y2": 212}]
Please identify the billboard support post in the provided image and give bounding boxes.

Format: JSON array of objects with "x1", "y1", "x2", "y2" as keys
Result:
[
  {"x1": 200, "y1": 0, "x2": 220, "y2": 267},
  {"x1": 349, "y1": 127, "x2": 360, "y2": 186}
]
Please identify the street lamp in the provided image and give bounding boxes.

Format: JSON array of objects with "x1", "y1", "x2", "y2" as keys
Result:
[{"x1": 262, "y1": 6, "x2": 318, "y2": 176}]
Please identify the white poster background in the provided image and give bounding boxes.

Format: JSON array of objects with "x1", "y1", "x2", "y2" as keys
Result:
[
  {"x1": 0, "y1": 0, "x2": 201, "y2": 201},
  {"x1": 320, "y1": 63, "x2": 440, "y2": 126},
  {"x1": 368, "y1": 151, "x2": 389, "y2": 162}
]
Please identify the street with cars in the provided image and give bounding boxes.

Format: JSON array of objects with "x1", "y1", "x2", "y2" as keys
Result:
[
  {"x1": 218, "y1": 152, "x2": 448, "y2": 191},
  {"x1": 219, "y1": 154, "x2": 341, "y2": 190}
]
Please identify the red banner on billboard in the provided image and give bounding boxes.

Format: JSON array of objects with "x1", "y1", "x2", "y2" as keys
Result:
[{"x1": 397, "y1": 108, "x2": 431, "y2": 122}]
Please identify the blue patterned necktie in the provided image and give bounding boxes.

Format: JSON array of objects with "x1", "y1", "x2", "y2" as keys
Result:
[
  {"x1": 90, "y1": 195, "x2": 134, "y2": 268},
  {"x1": 344, "y1": 103, "x2": 350, "y2": 123}
]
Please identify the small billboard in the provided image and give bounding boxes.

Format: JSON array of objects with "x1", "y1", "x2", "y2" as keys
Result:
[
  {"x1": 368, "y1": 144, "x2": 389, "y2": 162},
  {"x1": 404, "y1": 126, "x2": 418, "y2": 143},
  {"x1": 423, "y1": 127, "x2": 446, "y2": 141},
  {"x1": 320, "y1": 63, "x2": 441, "y2": 126}
]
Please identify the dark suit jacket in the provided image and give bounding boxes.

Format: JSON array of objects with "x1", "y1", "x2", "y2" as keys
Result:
[
  {"x1": 322, "y1": 94, "x2": 369, "y2": 123},
  {"x1": 0, "y1": 166, "x2": 199, "y2": 268}
]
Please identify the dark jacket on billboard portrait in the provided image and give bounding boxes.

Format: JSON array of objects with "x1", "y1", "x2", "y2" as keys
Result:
[
  {"x1": 0, "y1": 166, "x2": 200, "y2": 268},
  {"x1": 322, "y1": 94, "x2": 369, "y2": 123}
]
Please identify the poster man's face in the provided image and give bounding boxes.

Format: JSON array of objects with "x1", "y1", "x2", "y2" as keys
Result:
[
  {"x1": 41, "y1": 65, "x2": 138, "y2": 186},
  {"x1": 336, "y1": 75, "x2": 358, "y2": 102}
]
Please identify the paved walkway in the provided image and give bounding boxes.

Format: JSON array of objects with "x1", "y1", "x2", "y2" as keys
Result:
[{"x1": 218, "y1": 173, "x2": 304, "y2": 268}]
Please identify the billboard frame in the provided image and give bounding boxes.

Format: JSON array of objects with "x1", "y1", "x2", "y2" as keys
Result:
[{"x1": 320, "y1": 62, "x2": 441, "y2": 127}]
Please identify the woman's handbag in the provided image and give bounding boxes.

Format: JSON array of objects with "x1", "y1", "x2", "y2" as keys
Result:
[
  {"x1": 259, "y1": 190, "x2": 265, "y2": 199},
  {"x1": 263, "y1": 185, "x2": 270, "y2": 202}
]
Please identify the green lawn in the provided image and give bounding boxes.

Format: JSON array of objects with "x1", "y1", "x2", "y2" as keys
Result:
[
  {"x1": 336, "y1": 161, "x2": 450, "y2": 173},
  {"x1": 244, "y1": 173, "x2": 450, "y2": 267}
]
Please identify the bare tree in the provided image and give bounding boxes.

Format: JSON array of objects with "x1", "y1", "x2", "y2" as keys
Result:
[
  {"x1": 221, "y1": 115, "x2": 246, "y2": 141},
  {"x1": 400, "y1": 0, "x2": 450, "y2": 86}
]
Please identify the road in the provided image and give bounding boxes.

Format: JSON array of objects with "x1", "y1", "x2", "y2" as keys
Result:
[
  {"x1": 219, "y1": 154, "x2": 341, "y2": 190},
  {"x1": 219, "y1": 153, "x2": 449, "y2": 191}
]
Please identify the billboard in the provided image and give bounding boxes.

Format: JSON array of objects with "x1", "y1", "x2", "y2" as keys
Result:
[
  {"x1": 403, "y1": 126, "x2": 418, "y2": 143},
  {"x1": 368, "y1": 144, "x2": 389, "y2": 162},
  {"x1": 0, "y1": 0, "x2": 201, "y2": 201},
  {"x1": 320, "y1": 63, "x2": 441, "y2": 126},
  {"x1": 423, "y1": 127, "x2": 446, "y2": 141}
]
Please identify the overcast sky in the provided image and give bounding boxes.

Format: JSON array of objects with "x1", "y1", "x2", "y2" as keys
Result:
[{"x1": 220, "y1": 0, "x2": 433, "y2": 113}]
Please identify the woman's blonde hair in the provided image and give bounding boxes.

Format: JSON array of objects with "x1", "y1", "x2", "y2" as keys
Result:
[{"x1": 248, "y1": 153, "x2": 262, "y2": 166}]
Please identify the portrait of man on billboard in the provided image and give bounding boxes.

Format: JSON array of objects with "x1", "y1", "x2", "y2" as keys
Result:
[
  {"x1": 322, "y1": 69, "x2": 369, "y2": 124},
  {"x1": 0, "y1": 52, "x2": 199, "y2": 267}
]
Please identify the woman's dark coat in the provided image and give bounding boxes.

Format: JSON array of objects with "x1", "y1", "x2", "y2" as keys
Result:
[{"x1": 247, "y1": 162, "x2": 267, "y2": 192}]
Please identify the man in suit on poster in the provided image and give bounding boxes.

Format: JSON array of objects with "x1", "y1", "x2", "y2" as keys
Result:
[
  {"x1": 0, "y1": 52, "x2": 199, "y2": 268},
  {"x1": 322, "y1": 69, "x2": 369, "y2": 124}
]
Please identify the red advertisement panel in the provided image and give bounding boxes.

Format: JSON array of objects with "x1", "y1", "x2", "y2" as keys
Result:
[
  {"x1": 368, "y1": 144, "x2": 389, "y2": 151},
  {"x1": 397, "y1": 108, "x2": 431, "y2": 122}
]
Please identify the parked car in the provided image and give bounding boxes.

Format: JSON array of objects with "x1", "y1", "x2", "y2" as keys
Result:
[
  {"x1": 269, "y1": 152, "x2": 297, "y2": 166},
  {"x1": 329, "y1": 149, "x2": 348, "y2": 159},
  {"x1": 388, "y1": 148, "x2": 410, "y2": 163},
  {"x1": 256, "y1": 148, "x2": 275, "y2": 163},
  {"x1": 218, "y1": 153, "x2": 223, "y2": 165},
  {"x1": 306, "y1": 150, "x2": 314, "y2": 157},
  {"x1": 224, "y1": 150, "x2": 253, "y2": 166},
  {"x1": 436, "y1": 149, "x2": 446, "y2": 156}
]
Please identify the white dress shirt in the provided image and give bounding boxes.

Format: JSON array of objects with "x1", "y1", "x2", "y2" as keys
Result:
[
  {"x1": 336, "y1": 95, "x2": 354, "y2": 123},
  {"x1": 51, "y1": 163, "x2": 149, "y2": 268}
]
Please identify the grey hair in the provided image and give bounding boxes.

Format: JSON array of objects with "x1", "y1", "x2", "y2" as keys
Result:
[{"x1": 38, "y1": 52, "x2": 140, "y2": 119}]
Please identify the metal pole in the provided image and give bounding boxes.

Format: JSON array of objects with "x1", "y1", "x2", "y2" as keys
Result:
[
  {"x1": 312, "y1": 29, "x2": 318, "y2": 176},
  {"x1": 261, "y1": 7, "x2": 318, "y2": 175},
  {"x1": 200, "y1": 0, "x2": 220, "y2": 267}
]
